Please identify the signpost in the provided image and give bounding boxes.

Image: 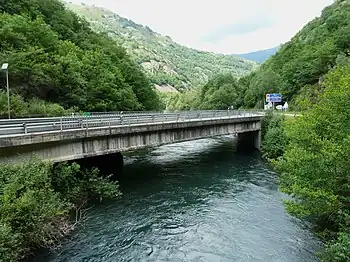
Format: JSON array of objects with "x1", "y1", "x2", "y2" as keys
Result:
[{"x1": 265, "y1": 93, "x2": 282, "y2": 110}]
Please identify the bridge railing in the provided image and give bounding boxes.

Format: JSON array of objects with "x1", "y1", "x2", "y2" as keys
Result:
[{"x1": 0, "y1": 110, "x2": 264, "y2": 136}]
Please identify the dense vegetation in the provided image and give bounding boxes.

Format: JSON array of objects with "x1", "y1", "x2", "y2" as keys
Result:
[
  {"x1": 261, "y1": 60, "x2": 350, "y2": 260},
  {"x1": 0, "y1": 0, "x2": 162, "y2": 118},
  {"x1": 260, "y1": 112, "x2": 288, "y2": 160},
  {"x1": 161, "y1": 73, "x2": 249, "y2": 110},
  {"x1": 0, "y1": 159, "x2": 120, "y2": 261},
  {"x1": 66, "y1": 3, "x2": 258, "y2": 91}
]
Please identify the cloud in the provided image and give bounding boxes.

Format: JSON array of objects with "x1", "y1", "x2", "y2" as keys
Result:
[
  {"x1": 68, "y1": 0, "x2": 334, "y2": 54},
  {"x1": 201, "y1": 18, "x2": 274, "y2": 43}
]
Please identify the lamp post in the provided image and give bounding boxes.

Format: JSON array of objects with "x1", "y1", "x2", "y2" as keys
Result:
[{"x1": 1, "y1": 63, "x2": 10, "y2": 119}]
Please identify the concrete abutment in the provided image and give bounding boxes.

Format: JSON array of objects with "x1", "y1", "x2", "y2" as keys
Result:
[{"x1": 236, "y1": 130, "x2": 261, "y2": 151}]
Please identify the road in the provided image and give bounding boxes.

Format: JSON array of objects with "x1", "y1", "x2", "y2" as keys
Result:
[{"x1": 0, "y1": 110, "x2": 264, "y2": 137}]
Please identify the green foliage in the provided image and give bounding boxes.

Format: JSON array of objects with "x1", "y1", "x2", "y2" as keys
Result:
[
  {"x1": 26, "y1": 99, "x2": 71, "y2": 117},
  {"x1": 261, "y1": 111, "x2": 274, "y2": 141},
  {"x1": 322, "y1": 231, "x2": 350, "y2": 262},
  {"x1": 52, "y1": 162, "x2": 121, "y2": 203},
  {"x1": 0, "y1": 91, "x2": 72, "y2": 117},
  {"x1": 275, "y1": 64, "x2": 350, "y2": 259},
  {"x1": 66, "y1": 3, "x2": 257, "y2": 91},
  {"x1": 0, "y1": 90, "x2": 27, "y2": 117},
  {"x1": 292, "y1": 83, "x2": 324, "y2": 111},
  {"x1": 198, "y1": 74, "x2": 245, "y2": 110},
  {"x1": 160, "y1": 88, "x2": 201, "y2": 111},
  {"x1": 0, "y1": 159, "x2": 121, "y2": 261},
  {"x1": 0, "y1": 160, "x2": 66, "y2": 261},
  {"x1": 262, "y1": 114, "x2": 288, "y2": 160},
  {"x1": 0, "y1": 0, "x2": 161, "y2": 114},
  {"x1": 164, "y1": 74, "x2": 247, "y2": 111}
]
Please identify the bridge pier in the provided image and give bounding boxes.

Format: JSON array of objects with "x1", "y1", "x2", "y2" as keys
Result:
[{"x1": 237, "y1": 130, "x2": 261, "y2": 151}]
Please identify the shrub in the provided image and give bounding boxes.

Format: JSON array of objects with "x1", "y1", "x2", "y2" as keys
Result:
[
  {"x1": 0, "y1": 159, "x2": 121, "y2": 260},
  {"x1": 262, "y1": 114, "x2": 288, "y2": 160}
]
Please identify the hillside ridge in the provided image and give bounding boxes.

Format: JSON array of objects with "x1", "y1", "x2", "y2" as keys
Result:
[
  {"x1": 65, "y1": 2, "x2": 258, "y2": 91},
  {"x1": 234, "y1": 46, "x2": 280, "y2": 63}
]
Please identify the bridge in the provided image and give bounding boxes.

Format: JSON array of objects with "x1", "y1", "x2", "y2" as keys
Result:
[{"x1": 0, "y1": 110, "x2": 263, "y2": 165}]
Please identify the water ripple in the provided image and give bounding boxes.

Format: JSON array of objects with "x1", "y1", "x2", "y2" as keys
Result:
[{"x1": 36, "y1": 138, "x2": 321, "y2": 262}]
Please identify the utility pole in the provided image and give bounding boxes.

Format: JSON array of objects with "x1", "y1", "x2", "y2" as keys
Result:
[
  {"x1": 2, "y1": 64, "x2": 10, "y2": 119},
  {"x1": 1, "y1": 64, "x2": 10, "y2": 118},
  {"x1": 6, "y1": 68, "x2": 10, "y2": 119}
]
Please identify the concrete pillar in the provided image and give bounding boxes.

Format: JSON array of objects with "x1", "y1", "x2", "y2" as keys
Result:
[
  {"x1": 236, "y1": 131, "x2": 261, "y2": 152},
  {"x1": 254, "y1": 130, "x2": 261, "y2": 151}
]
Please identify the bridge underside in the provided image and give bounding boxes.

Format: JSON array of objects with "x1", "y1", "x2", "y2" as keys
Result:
[{"x1": 0, "y1": 118, "x2": 261, "y2": 164}]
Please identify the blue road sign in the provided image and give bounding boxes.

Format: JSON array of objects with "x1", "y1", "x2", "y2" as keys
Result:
[{"x1": 266, "y1": 93, "x2": 282, "y2": 103}]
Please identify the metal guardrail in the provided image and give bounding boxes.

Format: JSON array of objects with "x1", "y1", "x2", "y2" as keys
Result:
[{"x1": 0, "y1": 110, "x2": 264, "y2": 136}]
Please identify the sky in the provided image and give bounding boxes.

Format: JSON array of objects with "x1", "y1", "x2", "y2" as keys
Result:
[{"x1": 69, "y1": 0, "x2": 334, "y2": 54}]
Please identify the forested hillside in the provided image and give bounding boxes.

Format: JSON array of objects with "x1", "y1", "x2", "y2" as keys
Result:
[
  {"x1": 0, "y1": 0, "x2": 161, "y2": 117},
  {"x1": 66, "y1": 3, "x2": 258, "y2": 91},
  {"x1": 242, "y1": 0, "x2": 350, "y2": 109},
  {"x1": 166, "y1": 0, "x2": 350, "y2": 111}
]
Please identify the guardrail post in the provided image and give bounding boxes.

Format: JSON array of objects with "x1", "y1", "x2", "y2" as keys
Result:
[
  {"x1": 23, "y1": 123, "x2": 27, "y2": 134},
  {"x1": 60, "y1": 117, "x2": 63, "y2": 131}
]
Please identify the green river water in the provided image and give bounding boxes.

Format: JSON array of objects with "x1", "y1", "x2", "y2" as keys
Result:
[{"x1": 35, "y1": 136, "x2": 321, "y2": 262}]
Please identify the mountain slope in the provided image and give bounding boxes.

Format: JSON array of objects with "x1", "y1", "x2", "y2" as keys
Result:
[
  {"x1": 241, "y1": 0, "x2": 350, "y2": 108},
  {"x1": 66, "y1": 3, "x2": 258, "y2": 91},
  {"x1": 0, "y1": 0, "x2": 161, "y2": 117},
  {"x1": 234, "y1": 46, "x2": 280, "y2": 63},
  {"x1": 164, "y1": 0, "x2": 350, "y2": 111}
]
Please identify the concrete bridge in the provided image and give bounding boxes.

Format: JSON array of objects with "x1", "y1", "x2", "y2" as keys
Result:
[{"x1": 0, "y1": 110, "x2": 263, "y2": 164}]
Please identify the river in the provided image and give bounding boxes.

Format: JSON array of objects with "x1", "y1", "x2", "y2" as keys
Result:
[{"x1": 36, "y1": 136, "x2": 321, "y2": 262}]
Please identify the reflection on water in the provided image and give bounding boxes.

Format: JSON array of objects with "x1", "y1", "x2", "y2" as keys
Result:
[{"x1": 36, "y1": 137, "x2": 321, "y2": 262}]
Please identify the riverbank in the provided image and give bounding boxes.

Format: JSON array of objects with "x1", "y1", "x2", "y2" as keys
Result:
[
  {"x1": 0, "y1": 160, "x2": 121, "y2": 261},
  {"x1": 260, "y1": 62, "x2": 350, "y2": 261}
]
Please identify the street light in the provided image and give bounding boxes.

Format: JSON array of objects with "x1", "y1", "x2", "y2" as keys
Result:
[{"x1": 1, "y1": 63, "x2": 10, "y2": 119}]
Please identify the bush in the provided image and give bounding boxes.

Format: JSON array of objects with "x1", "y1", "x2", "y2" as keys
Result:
[
  {"x1": 0, "y1": 160, "x2": 66, "y2": 260},
  {"x1": 0, "y1": 91, "x2": 27, "y2": 118},
  {"x1": 0, "y1": 90, "x2": 74, "y2": 118},
  {"x1": 27, "y1": 99, "x2": 69, "y2": 117},
  {"x1": 262, "y1": 113, "x2": 288, "y2": 160},
  {"x1": 261, "y1": 110, "x2": 274, "y2": 141},
  {"x1": 52, "y1": 162, "x2": 121, "y2": 203},
  {"x1": 0, "y1": 159, "x2": 121, "y2": 260},
  {"x1": 322, "y1": 231, "x2": 350, "y2": 262}
]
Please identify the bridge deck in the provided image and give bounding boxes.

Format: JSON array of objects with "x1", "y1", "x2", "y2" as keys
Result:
[
  {"x1": 0, "y1": 110, "x2": 263, "y2": 138},
  {"x1": 0, "y1": 110, "x2": 263, "y2": 163}
]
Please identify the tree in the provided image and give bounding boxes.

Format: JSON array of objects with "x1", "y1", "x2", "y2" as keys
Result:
[
  {"x1": 275, "y1": 64, "x2": 350, "y2": 259},
  {"x1": 0, "y1": 0, "x2": 162, "y2": 114}
]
